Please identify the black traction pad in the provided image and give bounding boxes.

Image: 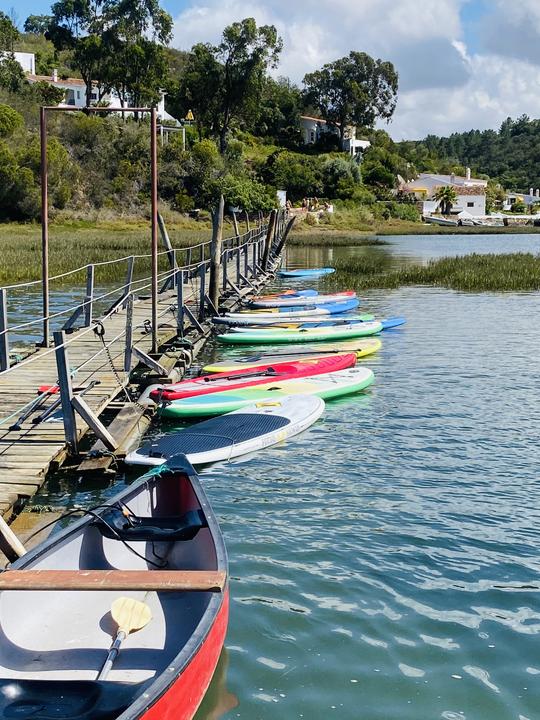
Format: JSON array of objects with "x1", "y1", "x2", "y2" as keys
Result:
[{"x1": 138, "y1": 413, "x2": 291, "y2": 458}]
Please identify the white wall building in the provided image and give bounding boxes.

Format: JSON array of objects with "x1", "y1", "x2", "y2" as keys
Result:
[
  {"x1": 299, "y1": 115, "x2": 370, "y2": 158},
  {"x1": 12, "y1": 51, "x2": 36, "y2": 74},
  {"x1": 502, "y1": 189, "x2": 540, "y2": 211},
  {"x1": 401, "y1": 170, "x2": 488, "y2": 216}
]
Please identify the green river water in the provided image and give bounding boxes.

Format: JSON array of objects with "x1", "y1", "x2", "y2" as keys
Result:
[{"x1": 32, "y1": 234, "x2": 540, "y2": 719}]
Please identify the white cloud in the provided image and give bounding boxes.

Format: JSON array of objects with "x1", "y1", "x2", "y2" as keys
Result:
[{"x1": 172, "y1": 0, "x2": 540, "y2": 139}]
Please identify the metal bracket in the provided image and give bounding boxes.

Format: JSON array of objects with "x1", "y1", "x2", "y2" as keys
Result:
[
  {"x1": 226, "y1": 278, "x2": 242, "y2": 295},
  {"x1": 132, "y1": 347, "x2": 168, "y2": 375},
  {"x1": 204, "y1": 293, "x2": 220, "y2": 317},
  {"x1": 182, "y1": 304, "x2": 205, "y2": 334},
  {"x1": 239, "y1": 272, "x2": 256, "y2": 290},
  {"x1": 71, "y1": 396, "x2": 117, "y2": 451}
]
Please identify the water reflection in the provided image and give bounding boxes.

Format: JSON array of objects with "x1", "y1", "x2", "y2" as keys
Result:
[{"x1": 194, "y1": 649, "x2": 239, "y2": 720}]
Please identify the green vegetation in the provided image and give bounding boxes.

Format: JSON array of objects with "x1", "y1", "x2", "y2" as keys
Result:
[
  {"x1": 0, "y1": 217, "x2": 215, "y2": 284},
  {"x1": 323, "y1": 253, "x2": 540, "y2": 292}
]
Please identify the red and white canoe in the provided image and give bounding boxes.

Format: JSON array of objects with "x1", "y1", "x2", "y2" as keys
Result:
[
  {"x1": 149, "y1": 352, "x2": 357, "y2": 402},
  {"x1": 0, "y1": 455, "x2": 228, "y2": 720}
]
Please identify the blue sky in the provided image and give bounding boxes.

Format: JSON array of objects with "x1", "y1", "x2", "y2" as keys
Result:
[{"x1": 4, "y1": 0, "x2": 540, "y2": 139}]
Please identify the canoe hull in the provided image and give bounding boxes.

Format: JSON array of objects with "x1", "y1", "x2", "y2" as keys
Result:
[{"x1": 140, "y1": 589, "x2": 229, "y2": 720}]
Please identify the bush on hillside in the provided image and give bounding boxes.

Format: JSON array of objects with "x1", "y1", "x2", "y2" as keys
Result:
[{"x1": 0, "y1": 104, "x2": 23, "y2": 137}]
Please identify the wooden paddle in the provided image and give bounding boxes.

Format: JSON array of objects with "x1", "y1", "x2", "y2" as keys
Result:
[{"x1": 97, "y1": 597, "x2": 152, "y2": 680}]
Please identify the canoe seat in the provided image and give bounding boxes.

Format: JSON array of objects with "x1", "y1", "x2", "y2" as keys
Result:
[
  {"x1": 94, "y1": 507, "x2": 207, "y2": 542},
  {"x1": 0, "y1": 678, "x2": 145, "y2": 719}
]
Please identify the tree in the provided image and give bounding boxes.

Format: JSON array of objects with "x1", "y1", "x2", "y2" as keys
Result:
[
  {"x1": 0, "y1": 54, "x2": 25, "y2": 92},
  {"x1": 303, "y1": 51, "x2": 398, "y2": 145},
  {"x1": 0, "y1": 104, "x2": 23, "y2": 137},
  {"x1": 177, "y1": 18, "x2": 282, "y2": 153},
  {"x1": 434, "y1": 185, "x2": 458, "y2": 215},
  {"x1": 0, "y1": 11, "x2": 19, "y2": 52},
  {"x1": 23, "y1": 14, "x2": 53, "y2": 34}
]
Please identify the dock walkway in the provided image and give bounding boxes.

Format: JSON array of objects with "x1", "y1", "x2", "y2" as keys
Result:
[{"x1": 0, "y1": 217, "x2": 287, "y2": 519}]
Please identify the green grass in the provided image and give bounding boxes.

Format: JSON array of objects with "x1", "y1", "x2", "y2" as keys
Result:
[
  {"x1": 323, "y1": 253, "x2": 540, "y2": 292},
  {"x1": 289, "y1": 234, "x2": 388, "y2": 247},
  {"x1": 0, "y1": 216, "x2": 219, "y2": 285}
]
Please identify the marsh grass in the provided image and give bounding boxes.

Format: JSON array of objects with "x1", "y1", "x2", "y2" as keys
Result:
[
  {"x1": 0, "y1": 218, "x2": 216, "y2": 285},
  {"x1": 289, "y1": 234, "x2": 389, "y2": 247},
  {"x1": 323, "y1": 253, "x2": 540, "y2": 292}
]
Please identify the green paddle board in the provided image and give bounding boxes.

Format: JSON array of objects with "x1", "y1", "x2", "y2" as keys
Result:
[
  {"x1": 160, "y1": 367, "x2": 375, "y2": 418},
  {"x1": 217, "y1": 321, "x2": 383, "y2": 345}
]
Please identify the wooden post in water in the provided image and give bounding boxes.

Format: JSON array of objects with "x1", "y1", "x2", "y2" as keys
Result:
[
  {"x1": 231, "y1": 211, "x2": 240, "y2": 238},
  {"x1": 244, "y1": 210, "x2": 250, "y2": 232},
  {"x1": 262, "y1": 209, "x2": 277, "y2": 271},
  {"x1": 272, "y1": 216, "x2": 296, "y2": 259},
  {"x1": 40, "y1": 107, "x2": 50, "y2": 348},
  {"x1": 150, "y1": 108, "x2": 158, "y2": 354},
  {"x1": 209, "y1": 195, "x2": 224, "y2": 312}
]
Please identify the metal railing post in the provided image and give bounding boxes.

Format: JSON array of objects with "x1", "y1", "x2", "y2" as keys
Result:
[
  {"x1": 222, "y1": 249, "x2": 228, "y2": 291},
  {"x1": 198, "y1": 263, "x2": 206, "y2": 320},
  {"x1": 176, "y1": 269, "x2": 184, "y2": 336},
  {"x1": 0, "y1": 290, "x2": 9, "y2": 372},
  {"x1": 124, "y1": 293, "x2": 133, "y2": 373},
  {"x1": 236, "y1": 247, "x2": 241, "y2": 286},
  {"x1": 122, "y1": 256, "x2": 134, "y2": 306},
  {"x1": 53, "y1": 330, "x2": 78, "y2": 453},
  {"x1": 83, "y1": 264, "x2": 94, "y2": 326}
]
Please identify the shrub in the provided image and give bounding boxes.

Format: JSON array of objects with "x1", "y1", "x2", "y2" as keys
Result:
[{"x1": 0, "y1": 104, "x2": 22, "y2": 137}]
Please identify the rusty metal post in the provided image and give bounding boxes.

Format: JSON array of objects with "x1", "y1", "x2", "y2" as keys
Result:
[
  {"x1": 40, "y1": 107, "x2": 50, "y2": 348},
  {"x1": 150, "y1": 108, "x2": 159, "y2": 353}
]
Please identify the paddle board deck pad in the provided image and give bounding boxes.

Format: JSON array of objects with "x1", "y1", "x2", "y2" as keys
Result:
[
  {"x1": 126, "y1": 395, "x2": 325, "y2": 466},
  {"x1": 213, "y1": 313, "x2": 375, "y2": 327},
  {"x1": 278, "y1": 268, "x2": 335, "y2": 278},
  {"x1": 234, "y1": 298, "x2": 360, "y2": 316},
  {"x1": 217, "y1": 321, "x2": 383, "y2": 344},
  {"x1": 149, "y1": 353, "x2": 357, "y2": 402},
  {"x1": 250, "y1": 291, "x2": 356, "y2": 308},
  {"x1": 159, "y1": 367, "x2": 375, "y2": 418},
  {"x1": 202, "y1": 339, "x2": 382, "y2": 373}
]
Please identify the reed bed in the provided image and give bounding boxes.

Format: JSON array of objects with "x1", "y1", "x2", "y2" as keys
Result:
[
  {"x1": 0, "y1": 220, "x2": 215, "y2": 285},
  {"x1": 323, "y1": 253, "x2": 540, "y2": 292}
]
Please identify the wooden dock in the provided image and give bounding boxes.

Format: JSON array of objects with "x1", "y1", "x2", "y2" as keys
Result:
[{"x1": 0, "y1": 214, "x2": 290, "y2": 524}]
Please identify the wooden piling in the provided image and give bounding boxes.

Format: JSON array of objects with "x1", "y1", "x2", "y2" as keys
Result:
[{"x1": 209, "y1": 195, "x2": 225, "y2": 312}]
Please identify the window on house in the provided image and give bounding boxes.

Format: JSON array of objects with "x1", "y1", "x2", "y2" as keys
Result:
[
  {"x1": 310, "y1": 131, "x2": 315, "y2": 143},
  {"x1": 90, "y1": 93, "x2": 97, "y2": 100},
  {"x1": 467, "y1": 202, "x2": 474, "y2": 207},
  {"x1": 76, "y1": 90, "x2": 80, "y2": 99}
]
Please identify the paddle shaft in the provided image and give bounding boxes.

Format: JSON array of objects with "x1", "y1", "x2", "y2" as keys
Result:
[
  {"x1": 32, "y1": 380, "x2": 101, "y2": 424},
  {"x1": 97, "y1": 630, "x2": 126, "y2": 680},
  {"x1": 8, "y1": 387, "x2": 57, "y2": 431}
]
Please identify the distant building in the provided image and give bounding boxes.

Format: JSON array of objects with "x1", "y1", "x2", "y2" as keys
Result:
[
  {"x1": 10, "y1": 53, "x2": 179, "y2": 129},
  {"x1": 502, "y1": 189, "x2": 540, "y2": 211},
  {"x1": 299, "y1": 115, "x2": 370, "y2": 158},
  {"x1": 401, "y1": 170, "x2": 488, "y2": 217}
]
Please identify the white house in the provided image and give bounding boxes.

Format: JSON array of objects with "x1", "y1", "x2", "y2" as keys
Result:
[
  {"x1": 401, "y1": 170, "x2": 488, "y2": 216},
  {"x1": 12, "y1": 53, "x2": 179, "y2": 130},
  {"x1": 13, "y1": 51, "x2": 35, "y2": 74},
  {"x1": 299, "y1": 115, "x2": 371, "y2": 158},
  {"x1": 502, "y1": 188, "x2": 540, "y2": 211}
]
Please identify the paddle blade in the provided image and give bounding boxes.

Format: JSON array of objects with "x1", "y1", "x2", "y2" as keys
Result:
[{"x1": 111, "y1": 597, "x2": 152, "y2": 635}]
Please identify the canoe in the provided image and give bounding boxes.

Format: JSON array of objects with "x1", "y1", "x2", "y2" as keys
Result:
[
  {"x1": 202, "y1": 339, "x2": 382, "y2": 373},
  {"x1": 148, "y1": 353, "x2": 357, "y2": 402},
  {"x1": 250, "y1": 291, "x2": 356, "y2": 309},
  {"x1": 278, "y1": 268, "x2": 335, "y2": 278},
  {"x1": 126, "y1": 395, "x2": 325, "y2": 466},
  {"x1": 232, "y1": 298, "x2": 360, "y2": 316},
  {"x1": 0, "y1": 455, "x2": 228, "y2": 720},
  {"x1": 212, "y1": 313, "x2": 375, "y2": 327},
  {"x1": 159, "y1": 367, "x2": 374, "y2": 418},
  {"x1": 217, "y1": 321, "x2": 383, "y2": 345}
]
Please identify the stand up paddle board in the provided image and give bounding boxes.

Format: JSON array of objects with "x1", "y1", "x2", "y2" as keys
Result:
[
  {"x1": 235, "y1": 298, "x2": 360, "y2": 316},
  {"x1": 149, "y1": 353, "x2": 357, "y2": 402},
  {"x1": 126, "y1": 395, "x2": 325, "y2": 466},
  {"x1": 159, "y1": 367, "x2": 375, "y2": 418},
  {"x1": 250, "y1": 291, "x2": 356, "y2": 309},
  {"x1": 213, "y1": 313, "x2": 375, "y2": 327},
  {"x1": 202, "y1": 338, "x2": 382, "y2": 373},
  {"x1": 278, "y1": 268, "x2": 335, "y2": 278},
  {"x1": 217, "y1": 321, "x2": 383, "y2": 344}
]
